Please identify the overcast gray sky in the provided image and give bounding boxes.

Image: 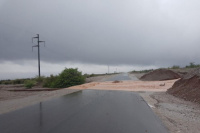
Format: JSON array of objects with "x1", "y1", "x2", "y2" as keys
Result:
[{"x1": 0, "y1": 0, "x2": 200, "y2": 79}]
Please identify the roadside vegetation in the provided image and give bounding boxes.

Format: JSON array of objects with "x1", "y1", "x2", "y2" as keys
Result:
[
  {"x1": 130, "y1": 69, "x2": 154, "y2": 73},
  {"x1": 44, "y1": 68, "x2": 85, "y2": 88},
  {"x1": 0, "y1": 68, "x2": 85, "y2": 89},
  {"x1": 0, "y1": 78, "x2": 28, "y2": 85},
  {"x1": 185, "y1": 62, "x2": 200, "y2": 68},
  {"x1": 169, "y1": 62, "x2": 200, "y2": 69},
  {"x1": 24, "y1": 80, "x2": 37, "y2": 89},
  {"x1": 131, "y1": 62, "x2": 200, "y2": 74}
]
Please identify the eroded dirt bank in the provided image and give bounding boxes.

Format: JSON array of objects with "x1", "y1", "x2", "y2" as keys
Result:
[{"x1": 168, "y1": 68, "x2": 200, "y2": 104}]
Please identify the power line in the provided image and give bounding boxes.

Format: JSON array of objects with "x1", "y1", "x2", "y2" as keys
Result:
[{"x1": 32, "y1": 34, "x2": 45, "y2": 77}]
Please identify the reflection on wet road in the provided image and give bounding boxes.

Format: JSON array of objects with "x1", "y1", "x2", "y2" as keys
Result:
[
  {"x1": 0, "y1": 90, "x2": 168, "y2": 133},
  {"x1": 104, "y1": 73, "x2": 138, "y2": 81}
]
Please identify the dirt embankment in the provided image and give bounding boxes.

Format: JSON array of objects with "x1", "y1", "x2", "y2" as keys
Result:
[
  {"x1": 170, "y1": 68, "x2": 195, "y2": 77},
  {"x1": 140, "y1": 69, "x2": 181, "y2": 81},
  {"x1": 167, "y1": 67, "x2": 200, "y2": 104}
]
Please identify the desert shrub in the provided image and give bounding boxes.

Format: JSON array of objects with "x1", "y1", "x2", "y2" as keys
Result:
[
  {"x1": 12, "y1": 79, "x2": 25, "y2": 84},
  {"x1": 89, "y1": 73, "x2": 95, "y2": 77},
  {"x1": 185, "y1": 62, "x2": 200, "y2": 68},
  {"x1": 83, "y1": 74, "x2": 90, "y2": 78},
  {"x1": 43, "y1": 75, "x2": 58, "y2": 88},
  {"x1": 54, "y1": 68, "x2": 85, "y2": 88},
  {"x1": 1, "y1": 80, "x2": 11, "y2": 85},
  {"x1": 0, "y1": 79, "x2": 29, "y2": 85},
  {"x1": 24, "y1": 80, "x2": 36, "y2": 89},
  {"x1": 131, "y1": 69, "x2": 154, "y2": 73},
  {"x1": 34, "y1": 76, "x2": 45, "y2": 85},
  {"x1": 171, "y1": 65, "x2": 180, "y2": 69}
]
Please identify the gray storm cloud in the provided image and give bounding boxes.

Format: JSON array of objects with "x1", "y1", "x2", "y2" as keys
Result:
[{"x1": 0, "y1": 0, "x2": 200, "y2": 67}]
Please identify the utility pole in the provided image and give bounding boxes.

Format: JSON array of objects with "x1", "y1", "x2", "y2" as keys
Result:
[
  {"x1": 32, "y1": 34, "x2": 45, "y2": 77},
  {"x1": 108, "y1": 65, "x2": 109, "y2": 74}
]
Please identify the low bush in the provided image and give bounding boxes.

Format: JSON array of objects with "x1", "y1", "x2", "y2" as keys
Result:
[
  {"x1": 43, "y1": 75, "x2": 58, "y2": 88},
  {"x1": 43, "y1": 68, "x2": 85, "y2": 88},
  {"x1": 170, "y1": 65, "x2": 180, "y2": 69},
  {"x1": 34, "y1": 76, "x2": 45, "y2": 85},
  {"x1": 0, "y1": 79, "x2": 29, "y2": 85},
  {"x1": 24, "y1": 80, "x2": 36, "y2": 89},
  {"x1": 54, "y1": 68, "x2": 85, "y2": 88},
  {"x1": 185, "y1": 62, "x2": 200, "y2": 68},
  {"x1": 131, "y1": 69, "x2": 154, "y2": 73},
  {"x1": 12, "y1": 79, "x2": 25, "y2": 84},
  {"x1": 1, "y1": 68, "x2": 85, "y2": 89},
  {"x1": 1, "y1": 80, "x2": 11, "y2": 85}
]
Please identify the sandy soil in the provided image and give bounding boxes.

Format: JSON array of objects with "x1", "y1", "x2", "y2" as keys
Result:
[{"x1": 69, "y1": 79, "x2": 177, "y2": 92}]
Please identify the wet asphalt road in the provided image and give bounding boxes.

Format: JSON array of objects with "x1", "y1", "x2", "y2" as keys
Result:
[
  {"x1": 0, "y1": 73, "x2": 169, "y2": 133},
  {"x1": 0, "y1": 90, "x2": 168, "y2": 133},
  {"x1": 105, "y1": 73, "x2": 138, "y2": 81}
]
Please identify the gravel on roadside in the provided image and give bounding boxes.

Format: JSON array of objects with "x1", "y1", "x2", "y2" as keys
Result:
[{"x1": 139, "y1": 91, "x2": 200, "y2": 133}]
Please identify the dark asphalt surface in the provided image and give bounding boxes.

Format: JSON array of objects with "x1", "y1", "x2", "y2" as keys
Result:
[
  {"x1": 0, "y1": 90, "x2": 168, "y2": 133},
  {"x1": 104, "y1": 73, "x2": 138, "y2": 81}
]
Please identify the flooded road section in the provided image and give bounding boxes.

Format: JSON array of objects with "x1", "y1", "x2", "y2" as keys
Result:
[
  {"x1": 0, "y1": 90, "x2": 168, "y2": 133},
  {"x1": 104, "y1": 73, "x2": 138, "y2": 81}
]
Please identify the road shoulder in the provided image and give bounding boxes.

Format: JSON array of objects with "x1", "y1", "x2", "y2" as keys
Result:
[
  {"x1": 0, "y1": 89, "x2": 80, "y2": 114},
  {"x1": 139, "y1": 91, "x2": 200, "y2": 133}
]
